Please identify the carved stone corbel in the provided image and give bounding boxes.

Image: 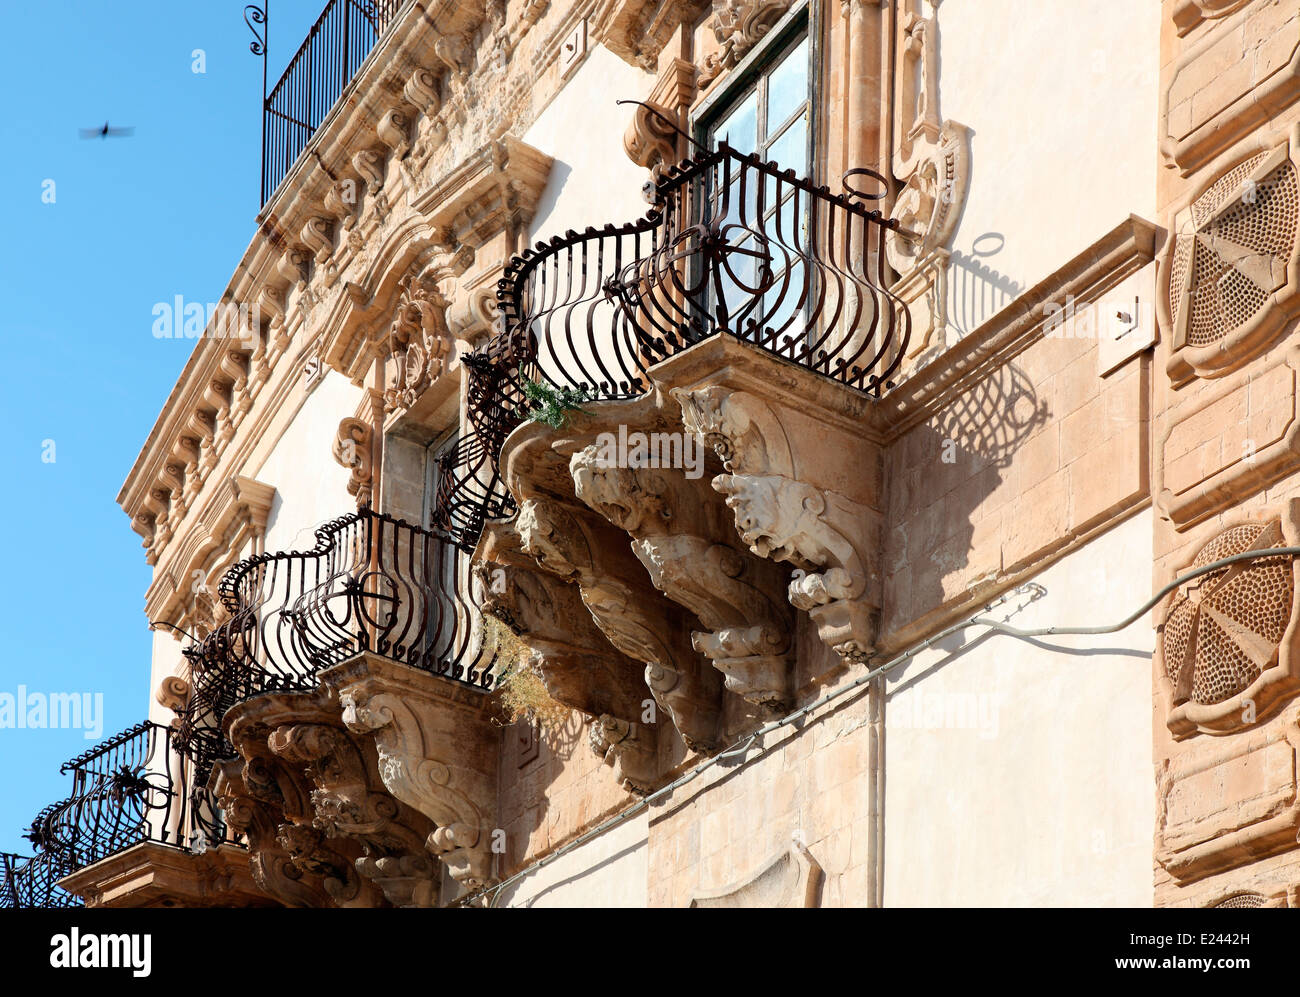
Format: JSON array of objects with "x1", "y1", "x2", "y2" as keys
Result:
[
  {"x1": 591, "y1": 0, "x2": 703, "y2": 72},
  {"x1": 322, "y1": 652, "x2": 499, "y2": 891},
  {"x1": 403, "y1": 68, "x2": 442, "y2": 118},
  {"x1": 657, "y1": 338, "x2": 884, "y2": 667},
  {"x1": 332, "y1": 417, "x2": 374, "y2": 508},
  {"x1": 300, "y1": 216, "x2": 335, "y2": 264},
  {"x1": 570, "y1": 446, "x2": 795, "y2": 710},
  {"x1": 209, "y1": 758, "x2": 336, "y2": 908},
  {"x1": 515, "y1": 496, "x2": 723, "y2": 751},
  {"x1": 624, "y1": 99, "x2": 679, "y2": 176},
  {"x1": 220, "y1": 693, "x2": 388, "y2": 908},
  {"x1": 434, "y1": 33, "x2": 473, "y2": 82},
  {"x1": 588, "y1": 715, "x2": 659, "y2": 795},
  {"x1": 376, "y1": 107, "x2": 412, "y2": 159},
  {"x1": 473, "y1": 547, "x2": 650, "y2": 724},
  {"x1": 352, "y1": 148, "x2": 386, "y2": 194},
  {"x1": 267, "y1": 722, "x2": 441, "y2": 908}
]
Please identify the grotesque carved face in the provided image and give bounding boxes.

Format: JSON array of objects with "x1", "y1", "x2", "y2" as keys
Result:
[{"x1": 711, "y1": 473, "x2": 823, "y2": 567}]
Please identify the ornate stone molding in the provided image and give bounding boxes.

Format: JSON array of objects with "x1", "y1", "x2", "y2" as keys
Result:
[
  {"x1": 408, "y1": 136, "x2": 553, "y2": 249},
  {"x1": 322, "y1": 652, "x2": 499, "y2": 891},
  {"x1": 1157, "y1": 722, "x2": 1300, "y2": 882},
  {"x1": 378, "y1": 246, "x2": 473, "y2": 411},
  {"x1": 698, "y1": 0, "x2": 794, "y2": 89},
  {"x1": 1162, "y1": 2, "x2": 1300, "y2": 174},
  {"x1": 591, "y1": 0, "x2": 703, "y2": 72},
  {"x1": 57, "y1": 841, "x2": 277, "y2": 909},
  {"x1": 887, "y1": 0, "x2": 971, "y2": 362},
  {"x1": 147, "y1": 474, "x2": 276, "y2": 646},
  {"x1": 1171, "y1": 0, "x2": 1250, "y2": 37},
  {"x1": 1157, "y1": 346, "x2": 1300, "y2": 531}
]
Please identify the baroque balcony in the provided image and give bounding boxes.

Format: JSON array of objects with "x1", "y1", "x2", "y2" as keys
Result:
[
  {"x1": 440, "y1": 143, "x2": 909, "y2": 786},
  {"x1": 173, "y1": 507, "x2": 503, "y2": 906},
  {"x1": 445, "y1": 143, "x2": 910, "y2": 543},
  {"x1": 7, "y1": 722, "x2": 259, "y2": 908}
]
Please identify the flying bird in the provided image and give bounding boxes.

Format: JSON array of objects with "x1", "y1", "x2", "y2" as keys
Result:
[{"x1": 79, "y1": 121, "x2": 134, "y2": 139}]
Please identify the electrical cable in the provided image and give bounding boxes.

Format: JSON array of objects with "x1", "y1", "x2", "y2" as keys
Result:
[{"x1": 456, "y1": 543, "x2": 1300, "y2": 907}]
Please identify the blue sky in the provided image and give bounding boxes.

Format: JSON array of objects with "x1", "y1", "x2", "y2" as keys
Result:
[{"x1": 0, "y1": 1, "x2": 331, "y2": 854}]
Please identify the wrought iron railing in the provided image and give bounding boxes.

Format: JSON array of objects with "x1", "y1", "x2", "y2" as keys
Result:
[
  {"x1": 4, "y1": 722, "x2": 224, "y2": 908},
  {"x1": 177, "y1": 508, "x2": 499, "y2": 783},
  {"x1": 439, "y1": 145, "x2": 910, "y2": 547},
  {"x1": 257, "y1": 0, "x2": 407, "y2": 206},
  {"x1": 0, "y1": 851, "x2": 80, "y2": 910}
]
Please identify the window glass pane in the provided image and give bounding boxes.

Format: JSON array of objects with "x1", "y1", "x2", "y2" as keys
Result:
[
  {"x1": 766, "y1": 38, "x2": 809, "y2": 136},
  {"x1": 715, "y1": 90, "x2": 758, "y2": 154},
  {"x1": 766, "y1": 112, "x2": 807, "y2": 175}
]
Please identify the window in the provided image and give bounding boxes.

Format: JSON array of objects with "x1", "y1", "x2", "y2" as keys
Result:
[
  {"x1": 423, "y1": 430, "x2": 465, "y2": 666},
  {"x1": 705, "y1": 34, "x2": 810, "y2": 175},
  {"x1": 698, "y1": 25, "x2": 814, "y2": 346}
]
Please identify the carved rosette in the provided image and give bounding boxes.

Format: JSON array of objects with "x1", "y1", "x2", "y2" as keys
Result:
[
  {"x1": 1159, "y1": 133, "x2": 1300, "y2": 385},
  {"x1": 323, "y1": 653, "x2": 499, "y2": 891},
  {"x1": 1158, "y1": 500, "x2": 1300, "y2": 738}
]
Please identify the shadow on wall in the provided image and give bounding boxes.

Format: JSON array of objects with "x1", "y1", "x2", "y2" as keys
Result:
[
  {"x1": 498, "y1": 709, "x2": 587, "y2": 880},
  {"x1": 946, "y1": 236, "x2": 1024, "y2": 340},
  {"x1": 885, "y1": 360, "x2": 1050, "y2": 643}
]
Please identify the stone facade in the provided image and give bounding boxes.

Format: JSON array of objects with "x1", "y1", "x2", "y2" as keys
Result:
[{"x1": 26, "y1": 0, "x2": 1300, "y2": 908}]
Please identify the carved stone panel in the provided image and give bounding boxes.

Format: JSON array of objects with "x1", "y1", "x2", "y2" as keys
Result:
[
  {"x1": 1157, "y1": 723, "x2": 1300, "y2": 882},
  {"x1": 1162, "y1": 3, "x2": 1300, "y2": 175}
]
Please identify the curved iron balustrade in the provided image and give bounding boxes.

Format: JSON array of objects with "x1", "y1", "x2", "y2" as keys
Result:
[
  {"x1": 176, "y1": 507, "x2": 499, "y2": 785},
  {"x1": 0, "y1": 851, "x2": 80, "y2": 910},
  {"x1": 5, "y1": 722, "x2": 222, "y2": 908},
  {"x1": 441, "y1": 145, "x2": 910, "y2": 548}
]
